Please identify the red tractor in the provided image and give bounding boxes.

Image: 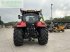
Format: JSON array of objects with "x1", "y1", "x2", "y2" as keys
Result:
[{"x1": 13, "y1": 9, "x2": 48, "y2": 46}]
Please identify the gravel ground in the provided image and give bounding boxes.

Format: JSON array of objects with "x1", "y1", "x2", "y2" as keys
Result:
[{"x1": 0, "y1": 28, "x2": 70, "y2": 52}]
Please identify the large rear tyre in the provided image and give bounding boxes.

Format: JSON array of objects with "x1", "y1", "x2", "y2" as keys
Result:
[
  {"x1": 13, "y1": 28, "x2": 23, "y2": 46},
  {"x1": 38, "y1": 28, "x2": 48, "y2": 45}
]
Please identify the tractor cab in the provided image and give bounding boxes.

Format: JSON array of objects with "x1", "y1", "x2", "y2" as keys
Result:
[{"x1": 18, "y1": 9, "x2": 42, "y2": 22}]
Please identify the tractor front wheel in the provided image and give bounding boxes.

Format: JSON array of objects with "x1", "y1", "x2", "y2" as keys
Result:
[{"x1": 61, "y1": 30, "x2": 64, "y2": 32}]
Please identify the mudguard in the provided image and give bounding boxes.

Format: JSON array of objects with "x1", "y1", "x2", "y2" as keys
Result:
[
  {"x1": 16, "y1": 21, "x2": 26, "y2": 27},
  {"x1": 36, "y1": 21, "x2": 46, "y2": 27}
]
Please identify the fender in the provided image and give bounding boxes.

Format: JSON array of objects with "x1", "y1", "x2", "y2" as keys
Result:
[
  {"x1": 36, "y1": 21, "x2": 46, "y2": 27},
  {"x1": 16, "y1": 21, "x2": 26, "y2": 27}
]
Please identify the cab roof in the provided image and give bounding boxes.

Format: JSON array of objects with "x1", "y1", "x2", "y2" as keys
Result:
[{"x1": 20, "y1": 9, "x2": 42, "y2": 15}]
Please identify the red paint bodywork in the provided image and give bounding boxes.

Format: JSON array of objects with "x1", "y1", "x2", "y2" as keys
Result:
[
  {"x1": 16, "y1": 21, "x2": 46, "y2": 28},
  {"x1": 17, "y1": 21, "x2": 26, "y2": 27},
  {"x1": 36, "y1": 21, "x2": 46, "y2": 27}
]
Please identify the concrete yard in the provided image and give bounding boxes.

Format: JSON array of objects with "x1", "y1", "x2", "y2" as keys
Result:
[{"x1": 0, "y1": 28, "x2": 70, "y2": 52}]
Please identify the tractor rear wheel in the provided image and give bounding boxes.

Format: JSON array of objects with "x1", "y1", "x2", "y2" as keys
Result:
[
  {"x1": 13, "y1": 28, "x2": 23, "y2": 46},
  {"x1": 38, "y1": 28, "x2": 48, "y2": 45}
]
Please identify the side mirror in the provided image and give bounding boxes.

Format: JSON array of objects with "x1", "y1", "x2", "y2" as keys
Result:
[{"x1": 18, "y1": 15, "x2": 21, "y2": 19}]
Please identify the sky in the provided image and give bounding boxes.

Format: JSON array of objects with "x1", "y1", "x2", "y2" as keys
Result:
[{"x1": 0, "y1": 0, "x2": 70, "y2": 23}]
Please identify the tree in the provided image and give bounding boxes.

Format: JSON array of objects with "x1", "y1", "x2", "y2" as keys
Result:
[
  {"x1": 0, "y1": 20, "x2": 4, "y2": 25},
  {"x1": 45, "y1": 16, "x2": 70, "y2": 24}
]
